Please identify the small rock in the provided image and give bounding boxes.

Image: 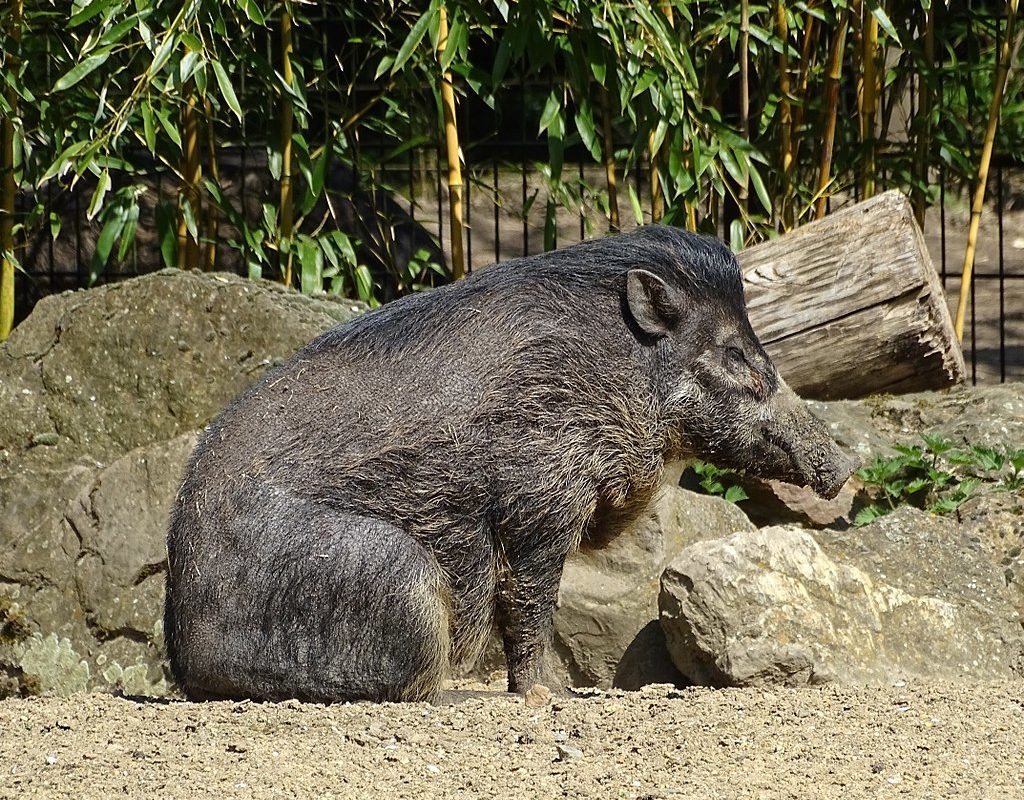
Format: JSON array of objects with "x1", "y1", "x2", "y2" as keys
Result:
[
  {"x1": 226, "y1": 742, "x2": 248, "y2": 753},
  {"x1": 555, "y1": 743, "x2": 583, "y2": 761},
  {"x1": 524, "y1": 684, "x2": 552, "y2": 708}
]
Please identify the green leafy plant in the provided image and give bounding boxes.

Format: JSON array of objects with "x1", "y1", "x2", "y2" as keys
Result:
[
  {"x1": 690, "y1": 460, "x2": 749, "y2": 505},
  {"x1": 854, "y1": 435, "x2": 1022, "y2": 526}
]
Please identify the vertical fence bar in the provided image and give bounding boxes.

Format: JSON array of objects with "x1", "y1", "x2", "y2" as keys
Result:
[
  {"x1": 520, "y1": 68, "x2": 528, "y2": 256},
  {"x1": 492, "y1": 161, "x2": 499, "y2": 263},
  {"x1": 997, "y1": 162, "x2": 1006, "y2": 382}
]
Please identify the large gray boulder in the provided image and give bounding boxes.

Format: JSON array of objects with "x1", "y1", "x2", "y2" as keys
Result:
[
  {"x1": 660, "y1": 506, "x2": 1024, "y2": 686},
  {"x1": 0, "y1": 271, "x2": 362, "y2": 697}
]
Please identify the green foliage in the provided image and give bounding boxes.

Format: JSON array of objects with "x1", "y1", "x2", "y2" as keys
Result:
[
  {"x1": 690, "y1": 460, "x2": 750, "y2": 505},
  {"x1": 854, "y1": 436, "x2": 1024, "y2": 526},
  {"x1": 1, "y1": 0, "x2": 1020, "y2": 309}
]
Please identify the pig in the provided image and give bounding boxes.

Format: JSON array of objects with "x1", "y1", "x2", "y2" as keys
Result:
[{"x1": 164, "y1": 224, "x2": 856, "y2": 703}]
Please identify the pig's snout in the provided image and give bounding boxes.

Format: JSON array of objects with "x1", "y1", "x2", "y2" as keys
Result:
[
  {"x1": 811, "y1": 448, "x2": 858, "y2": 499},
  {"x1": 759, "y1": 388, "x2": 859, "y2": 500}
]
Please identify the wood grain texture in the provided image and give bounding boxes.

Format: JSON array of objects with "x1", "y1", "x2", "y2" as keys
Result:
[{"x1": 738, "y1": 191, "x2": 965, "y2": 400}]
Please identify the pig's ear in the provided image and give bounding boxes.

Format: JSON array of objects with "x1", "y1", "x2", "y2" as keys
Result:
[{"x1": 625, "y1": 269, "x2": 681, "y2": 336}]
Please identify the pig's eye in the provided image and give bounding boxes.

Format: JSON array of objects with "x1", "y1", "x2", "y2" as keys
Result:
[{"x1": 726, "y1": 346, "x2": 746, "y2": 365}]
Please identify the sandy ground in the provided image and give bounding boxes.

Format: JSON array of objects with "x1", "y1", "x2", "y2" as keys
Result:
[{"x1": 2, "y1": 683, "x2": 1022, "y2": 799}]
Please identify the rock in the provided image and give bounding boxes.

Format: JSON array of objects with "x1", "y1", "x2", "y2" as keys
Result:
[
  {"x1": 660, "y1": 506, "x2": 1024, "y2": 686},
  {"x1": 70, "y1": 433, "x2": 197, "y2": 642},
  {"x1": 812, "y1": 384, "x2": 1024, "y2": 463},
  {"x1": 0, "y1": 269, "x2": 363, "y2": 467},
  {"x1": 0, "y1": 436, "x2": 195, "y2": 696},
  {"x1": 524, "y1": 684, "x2": 553, "y2": 708},
  {"x1": 553, "y1": 485, "x2": 755, "y2": 689},
  {"x1": 0, "y1": 270, "x2": 363, "y2": 697},
  {"x1": 555, "y1": 743, "x2": 583, "y2": 761},
  {"x1": 737, "y1": 476, "x2": 860, "y2": 529},
  {"x1": 957, "y1": 492, "x2": 1024, "y2": 619}
]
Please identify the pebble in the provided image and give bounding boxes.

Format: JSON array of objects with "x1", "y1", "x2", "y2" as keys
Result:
[
  {"x1": 555, "y1": 743, "x2": 583, "y2": 761},
  {"x1": 525, "y1": 685, "x2": 552, "y2": 709}
]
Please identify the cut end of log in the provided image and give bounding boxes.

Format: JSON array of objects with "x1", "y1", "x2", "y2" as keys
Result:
[{"x1": 738, "y1": 190, "x2": 965, "y2": 401}]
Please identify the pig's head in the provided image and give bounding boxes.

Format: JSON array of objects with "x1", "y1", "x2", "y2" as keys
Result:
[{"x1": 623, "y1": 229, "x2": 856, "y2": 499}]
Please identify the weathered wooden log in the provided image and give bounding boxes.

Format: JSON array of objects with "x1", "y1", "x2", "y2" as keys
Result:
[{"x1": 738, "y1": 190, "x2": 964, "y2": 400}]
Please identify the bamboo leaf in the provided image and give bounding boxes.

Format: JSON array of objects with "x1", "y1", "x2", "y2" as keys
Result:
[
  {"x1": 298, "y1": 237, "x2": 323, "y2": 294},
  {"x1": 180, "y1": 50, "x2": 202, "y2": 84},
  {"x1": 69, "y1": 0, "x2": 116, "y2": 27},
  {"x1": 749, "y1": 163, "x2": 773, "y2": 216},
  {"x1": 354, "y1": 264, "x2": 374, "y2": 303},
  {"x1": 866, "y1": 0, "x2": 901, "y2": 45},
  {"x1": 90, "y1": 214, "x2": 125, "y2": 284},
  {"x1": 87, "y1": 170, "x2": 112, "y2": 220},
  {"x1": 391, "y1": 5, "x2": 438, "y2": 77},
  {"x1": 627, "y1": 184, "x2": 644, "y2": 226},
  {"x1": 155, "y1": 107, "x2": 182, "y2": 147},
  {"x1": 180, "y1": 32, "x2": 203, "y2": 52},
  {"x1": 237, "y1": 0, "x2": 265, "y2": 25},
  {"x1": 53, "y1": 50, "x2": 112, "y2": 92},
  {"x1": 116, "y1": 201, "x2": 140, "y2": 263},
  {"x1": 211, "y1": 59, "x2": 242, "y2": 120},
  {"x1": 539, "y1": 89, "x2": 561, "y2": 134}
]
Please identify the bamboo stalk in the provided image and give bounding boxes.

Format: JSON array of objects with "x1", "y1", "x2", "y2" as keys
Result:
[
  {"x1": 912, "y1": 2, "x2": 936, "y2": 227},
  {"x1": 788, "y1": 11, "x2": 816, "y2": 198},
  {"x1": 815, "y1": 9, "x2": 849, "y2": 219},
  {"x1": 860, "y1": 6, "x2": 879, "y2": 199},
  {"x1": 776, "y1": 0, "x2": 792, "y2": 229},
  {"x1": 438, "y1": 5, "x2": 465, "y2": 280},
  {"x1": 738, "y1": 0, "x2": 750, "y2": 215},
  {"x1": 648, "y1": 131, "x2": 662, "y2": 222},
  {"x1": 599, "y1": 85, "x2": 620, "y2": 230},
  {"x1": 202, "y1": 97, "x2": 220, "y2": 272},
  {"x1": 954, "y1": 0, "x2": 1019, "y2": 342},
  {"x1": 0, "y1": 0, "x2": 22, "y2": 341},
  {"x1": 279, "y1": 0, "x2": 295, "y2": 287},
  {"x1": 649, "y1": 1, "x2": 675, "y2": 223},
  {"x1": 177, "y1": 78, "x2": 202, "y2": 272}
]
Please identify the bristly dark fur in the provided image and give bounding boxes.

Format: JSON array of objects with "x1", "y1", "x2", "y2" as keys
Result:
[{"x1": 164, "y1": 224, "x2": 853, "y2": 703}]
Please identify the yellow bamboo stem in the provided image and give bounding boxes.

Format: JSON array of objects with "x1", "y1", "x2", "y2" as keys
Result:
[
  {"x1": 815, "y1": 10, "x2": 849, "y2": 219},
  {"x1": 776, "y1": 0, "x2": 792, "y2": 228},
  {"x1": 279, "y1": 1, "x2": 295, "y2": 287},
  {"x1": 177, "y1": 78, "x2": 202, "y2": 272},
  {"x1": 788, "y1": 11, "x2": 816, "y2": 197},
  {"x1": 599, "y1": 86, "x2": 619, "y2": 230},
  {"x1": 0, "y1": 0, "x2": 22, "y2": 340},
  {"x1": 649, "y1": 1, "x2": 675, "y2": 222},
  {"x1": 738, "y1": 0, "x2": 750, "y2": 214},
  {"x1": 438, "y1": 6, "x2": 465, "y2": 280},
  {"x1": 861, "y1": 7, "x2": 878, "y2": 199},
  {"x1": 954, "y1": 0, "x2": 1019, "y2": 342},
  {"x1": 912, "y1": 3, "x2": 936, "y2": 227},
  {"x1": 649, "y1": 131, "x2": 662, "y2": 222}
]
